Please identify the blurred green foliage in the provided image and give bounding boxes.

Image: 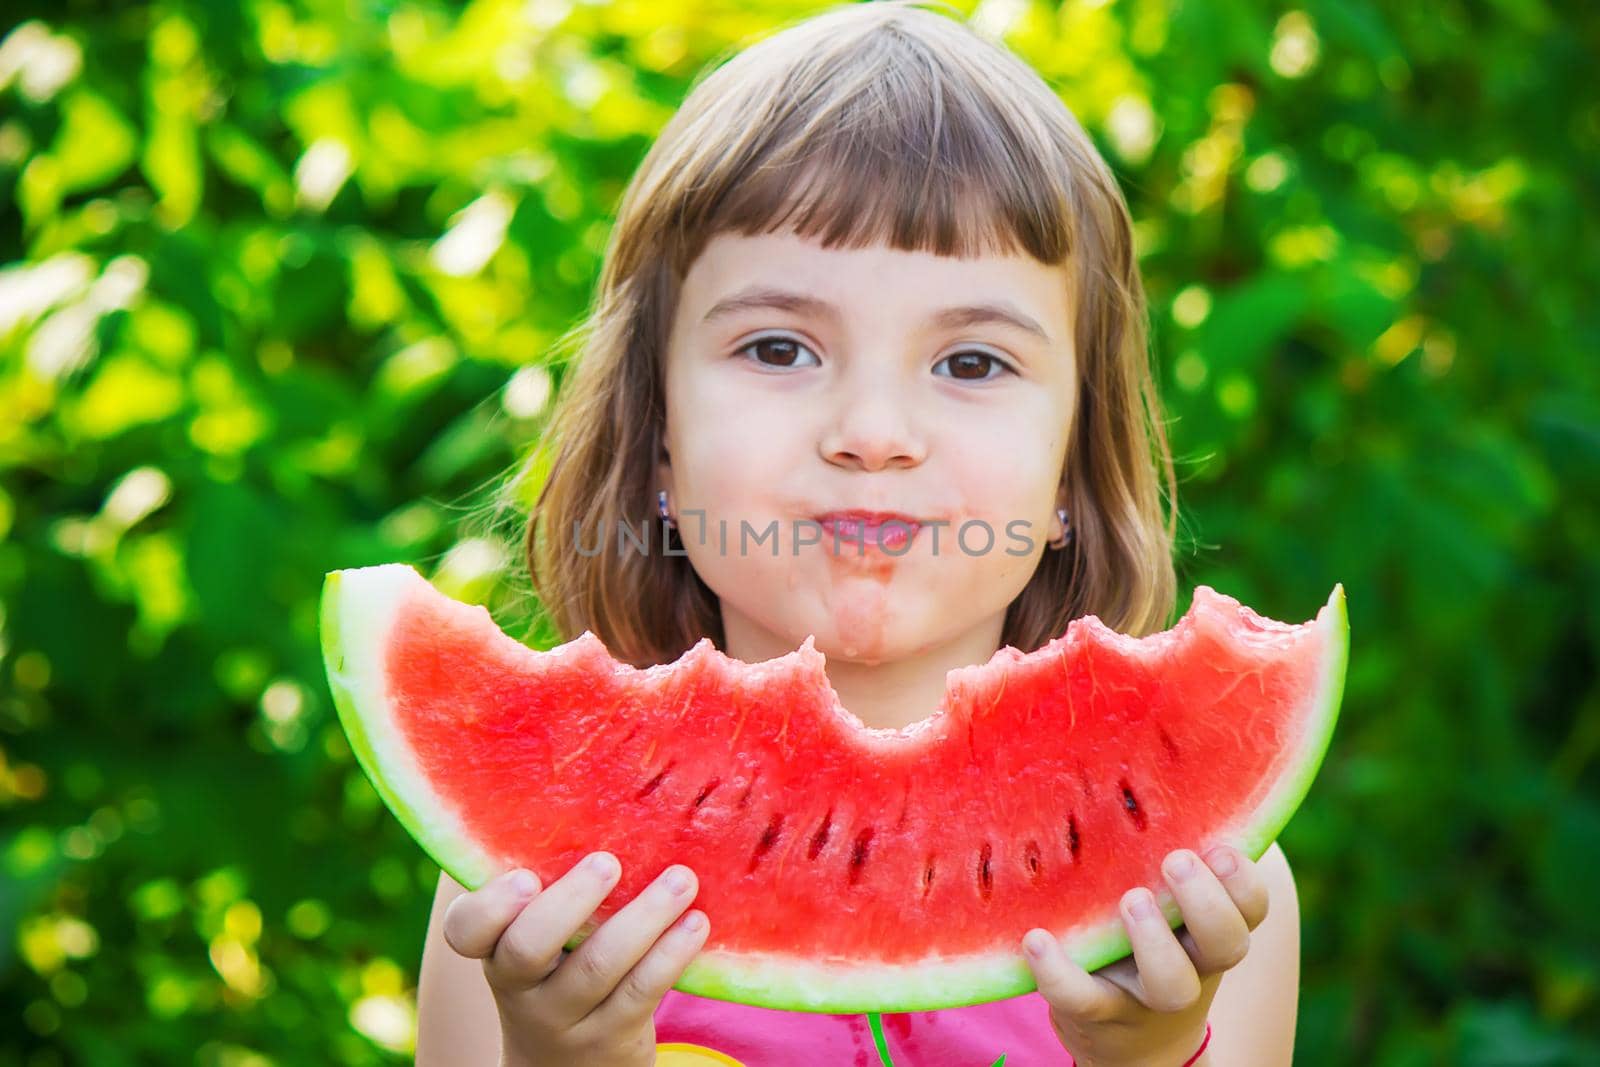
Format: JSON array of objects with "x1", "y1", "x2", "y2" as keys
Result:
[{"x1": 1, "y1": 0, "x2": 1597, "y2": 1063}]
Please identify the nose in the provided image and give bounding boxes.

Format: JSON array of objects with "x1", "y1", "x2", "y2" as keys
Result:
[{"x1": 818, "y1": 376, "x2": 927, "y2": 472}]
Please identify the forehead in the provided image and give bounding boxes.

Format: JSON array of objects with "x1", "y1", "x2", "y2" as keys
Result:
[{"x1": 679, "y1": 229, "x2": 1075, "y2": 334}]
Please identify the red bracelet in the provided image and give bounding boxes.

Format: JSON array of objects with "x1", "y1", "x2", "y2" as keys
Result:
[{"x1": 1179, "y1": 1022, "x2": 1213, "y2": 1067}]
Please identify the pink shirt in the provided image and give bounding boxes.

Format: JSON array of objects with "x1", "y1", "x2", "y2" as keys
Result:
[{"x1": 654, "y1": 989, "x2": 1075, "y2": 1066}]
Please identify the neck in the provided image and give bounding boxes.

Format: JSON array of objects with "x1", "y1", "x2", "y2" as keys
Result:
[{"x1": 719, "y1": 604, "x2": 1008, "y2": 731}]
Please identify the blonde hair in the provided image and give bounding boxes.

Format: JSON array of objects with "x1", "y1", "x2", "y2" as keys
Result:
[{"x1": 505, "y1": 0, "x2": 1178, "y2": 666}]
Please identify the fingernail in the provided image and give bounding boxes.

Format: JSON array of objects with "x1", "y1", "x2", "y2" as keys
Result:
[
  {"x1": 682, "y1": 910, "x2": 707, "y2": 933},
  {"x1": 587, "y1": 852, "x2": 618, "y2": 879},
  {"x1": 1207, "y1": 847, "x2": 1238, "y2": 877},
  {"x1": 1023, "y1": 930, "x2": 1051, "y2": 958},
  {"x1": 510, "y1": 870, "x2": 537, "y2": 896},
  {"x1": 663, "y1": 866, "x2": 692, "y2": 894},
  {"x1": 1166, "y1": 850, "x2": 1196, "y2": 881},
  {"x1": 1127, "y1": 890, "x2": 1158, "y2": 922}
]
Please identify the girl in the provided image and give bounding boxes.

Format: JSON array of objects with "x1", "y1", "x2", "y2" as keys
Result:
[{"x1": 416, "y1": 2, "x2": 1300, "y2": 1064}]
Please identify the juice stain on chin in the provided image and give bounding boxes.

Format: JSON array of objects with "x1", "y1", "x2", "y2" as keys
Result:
[
  {"x1": 826, "y1": 545, "x2": 900, "y2": 661},
  {"x1": 827, "y1": 540, "x2": 901, "y2": 583}
]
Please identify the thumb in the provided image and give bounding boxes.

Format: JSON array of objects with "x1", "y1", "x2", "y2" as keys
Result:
[{"x1": 1022, "y1": 929, "x2": 1115, "y2": 1022}]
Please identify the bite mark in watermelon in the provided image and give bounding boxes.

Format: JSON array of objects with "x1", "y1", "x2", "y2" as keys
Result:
[{"x1": 320, "y1": 564, "x2": 1346, "y2": 1013}]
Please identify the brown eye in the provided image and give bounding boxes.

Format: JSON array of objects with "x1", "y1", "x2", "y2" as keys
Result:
[
  {"x1": 738, "y1": 336, "x2": 819, "y2": 369},
  {"x1": 937, "y1": 351, "x2": 1012, "y2": 381}
]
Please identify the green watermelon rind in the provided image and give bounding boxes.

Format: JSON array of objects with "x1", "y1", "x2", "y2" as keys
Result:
[
  {"x1": 1232, "y1": 582, "x2": 1348, "y2": 862},
  {"x1": 320, "y1": 566, "x2": 1348, "y2": 1014},
  {"x1": 322, "y1": 569, "x2": 503, "y2": 892}
]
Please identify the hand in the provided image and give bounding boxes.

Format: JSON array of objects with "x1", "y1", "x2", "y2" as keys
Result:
[
  {"x1": 1022, "y1": 845, "x2": 1269, "y2": 1067},
  {"x1": 442, "y1": 852, "x2": 710, "y2": 1067}
]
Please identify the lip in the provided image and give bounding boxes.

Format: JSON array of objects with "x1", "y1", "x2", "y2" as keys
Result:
[
  {"x1": 813, "y1": 509, "x2": 924, "y2": 550},
  {"x1": 813, "y1": 509, "x2": 925, "y2": 528}
]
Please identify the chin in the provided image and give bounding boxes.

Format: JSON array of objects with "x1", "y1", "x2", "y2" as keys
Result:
[{"x1": 813, "y1": 627, "x2": 919, "y2": 666}]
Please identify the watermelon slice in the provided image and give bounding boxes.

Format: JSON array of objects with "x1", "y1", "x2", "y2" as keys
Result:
[{"x1": 320, "y1": 563, "x2": 1346, "y2": 1014}]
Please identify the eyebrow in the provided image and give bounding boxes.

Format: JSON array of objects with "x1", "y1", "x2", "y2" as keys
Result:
[{"x1": 700, "y1": 285, "x2": 1052, "y2": 343}]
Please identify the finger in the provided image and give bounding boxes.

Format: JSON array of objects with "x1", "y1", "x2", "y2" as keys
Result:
[
  {"x1": 542, "y1": 864, "x2": 700, "y2": 1022},
  {"x1": 1161, "y1": 850, "x2": 1251, "y2": 976},
  {"x1": 443, "y1": 868, "x2": 541, "y2": 960},
  {"x1": 487, "y1": 851, "x2": 622, "y2": 993},
  {"x1": 1120, "y1": 888, "x2": 1202, "y2": 1013},
  {"x1": 1022, "y1": 929, "x2": 1121, "y2": 1023},
  {"x1": 1203, "y1": 845, "x2": 1270, "y2": 930},
  {"x1": 588, "y1": 907, "x2": 711, "y2": 1027}
]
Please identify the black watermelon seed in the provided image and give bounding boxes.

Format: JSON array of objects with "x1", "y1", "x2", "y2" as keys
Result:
[
  {"x1": 1120, "y1": 780, "x2": 1147, "y2": 831},
  {"x1": 848, "y1": 828, "x2": 874, "y2": 885},
  {"x1": 690, "y1": 778, "x2": 720, "y2": 810},
  {"x1": 748, "y1": 814, "x2": 784, "y2": 872},
  {"x1": 807, "y1": 809, "x2": 834, "y2": 860}
]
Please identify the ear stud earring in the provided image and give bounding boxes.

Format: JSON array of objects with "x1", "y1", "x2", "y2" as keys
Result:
[
  {"x1": 658, "y1": 489, "x2": 676, "y2": 529},
  {"x1": 1048, "y1": 506, "x2": 1073, "y2": 550}
]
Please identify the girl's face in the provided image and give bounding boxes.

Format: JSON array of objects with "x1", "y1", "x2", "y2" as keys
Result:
[{"x1": 658, "y1": 227, "x2": 1076, "y2": 680}]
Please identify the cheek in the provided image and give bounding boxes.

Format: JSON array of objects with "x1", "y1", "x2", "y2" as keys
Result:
[
  {"x1": 930, "y1": 415, "x2": 1062, "y2": 563},
  {"x1": 673, "y1": 382, "x2": 811, "y2": 505},
  {"x1": 677, "y1": 419, "x2": 799, "y2": 517},
  {"x1": 940, "y1": 431, "x2": 1060, "y2": 518}
]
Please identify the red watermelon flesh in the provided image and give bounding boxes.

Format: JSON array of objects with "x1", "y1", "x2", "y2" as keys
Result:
[{"x1": 320, "y1": 564, "x2": 1346, "y2": 1013}]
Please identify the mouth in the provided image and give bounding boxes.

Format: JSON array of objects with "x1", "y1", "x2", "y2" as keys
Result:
[{"x1": 812, "y1": 509, "x2": 924, "y2": 551}]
